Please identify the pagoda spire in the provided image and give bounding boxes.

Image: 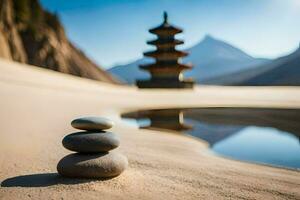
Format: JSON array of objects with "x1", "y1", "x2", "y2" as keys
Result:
[
  {"x1": 136, "y1": 13, "x2": 194, "y2": 89},
  {"x1": 163, "y1": 11, "x2": 168, "y2": 24}
]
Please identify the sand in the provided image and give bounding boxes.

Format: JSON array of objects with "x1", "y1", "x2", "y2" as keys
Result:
[{"x1": 0, "y1": 59, "x2": 299, "y2": 200}]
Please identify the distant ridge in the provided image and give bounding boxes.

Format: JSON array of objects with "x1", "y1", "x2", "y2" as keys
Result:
[
  {"x1": 204, "y1": 46, "x2": 300, "y2": 86},
  {"x1": 108, "y1": 35, "x2": 269, "y2": 84}
]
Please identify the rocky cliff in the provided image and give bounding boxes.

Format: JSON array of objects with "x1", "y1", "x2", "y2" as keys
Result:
[{"x1": 0, "y1": 0, "x2": 118, "y2": 83}]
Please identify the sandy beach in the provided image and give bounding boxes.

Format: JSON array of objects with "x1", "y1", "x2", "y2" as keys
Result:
[{"x1": 0, "y1": 59, "x2": 299, "y2": 200}]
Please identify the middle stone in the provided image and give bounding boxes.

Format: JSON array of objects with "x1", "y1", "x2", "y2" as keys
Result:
[{"x1": 62, "y1": 131, "x2": 120, "y2": 153}]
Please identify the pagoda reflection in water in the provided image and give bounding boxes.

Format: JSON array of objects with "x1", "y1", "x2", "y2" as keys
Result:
[{"x1": 122, "y1": 109, "x2": 192, "y2": 132}]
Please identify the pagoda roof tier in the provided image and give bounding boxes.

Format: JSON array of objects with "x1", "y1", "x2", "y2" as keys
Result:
[
  {"x1": 149, "y1": 12, "x2": 182, "y2": 36},
  {"x1": 140, "y1": 63, "x2": 192, "y2": 71},
  {"x1": 149, "y1": 24, "x2": 182, "y2": 36},
  {"x1": 144, "y1": 50, "x2": 188, "y2": 59},
  {"x1": 147, "y1": 39, "x2": 183, "y2": 47},
  {"x1": 141, "y1": 67, "x2": 191, "y2": 74}
]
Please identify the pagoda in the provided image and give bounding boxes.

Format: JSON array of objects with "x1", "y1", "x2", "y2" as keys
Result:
[{"x1": 136, "y1": 12, "x2": 194, "y2": 88}]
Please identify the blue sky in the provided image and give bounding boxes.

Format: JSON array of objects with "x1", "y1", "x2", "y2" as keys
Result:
[{"x1": 40, "y1": 0, "x2": 300, "y2": 68}]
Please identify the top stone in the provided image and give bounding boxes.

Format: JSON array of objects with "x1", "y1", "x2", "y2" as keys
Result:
[{"x1": 71, "y1": 117, "x2": 114, "y2": 131}]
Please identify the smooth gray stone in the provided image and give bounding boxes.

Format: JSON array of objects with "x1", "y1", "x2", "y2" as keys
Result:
[
  {"x1": 62, "y1": 131, "x2": 120, "y2": 153},
  {"x1": 71, "y1": 117, "x2": 114, "y2": 131},
  {"x1": 57, "y1": 152, "x2": 128, "y2": 178}
]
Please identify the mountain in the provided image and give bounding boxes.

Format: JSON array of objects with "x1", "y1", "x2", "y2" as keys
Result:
[
  {"x1": 203, "y1": 46, "x2": 300, "y2": 86},
  {"x1": 0, "y1": 0, "x2": 118, "y2": 83},
  {"x1": 108, "y1": 35, "x2": 269, "y2": 84}
]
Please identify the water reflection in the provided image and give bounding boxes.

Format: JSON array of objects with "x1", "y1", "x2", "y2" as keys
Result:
[
  {"x1": 122, "y1": 108, "x2": 300, "y2": 169},
  {"x1": 123, "y1": 109, "x2": 192, "y2": 132}
]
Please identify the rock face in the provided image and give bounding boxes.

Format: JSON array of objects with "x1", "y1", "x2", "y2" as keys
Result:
[
  {"x1": 71, "y1": 117, "x2": 114, "y2": 131},
  {"x1": 62, "y1": 131, "x2": 120, "y2": 153},
  {"x1": 57, "y1": 117, "x2": 127, "y2": 179},
  {"x1": 0, "y1": 0, "x2": 119, "y2": 83},
  {"x1": 57, "y1": 152, "x2": 128, "y2": 178}
]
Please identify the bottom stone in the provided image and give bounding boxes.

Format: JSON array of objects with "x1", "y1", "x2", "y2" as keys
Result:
[{"x1": 57, "y1": 152, "x2": 128, "y2": 178}]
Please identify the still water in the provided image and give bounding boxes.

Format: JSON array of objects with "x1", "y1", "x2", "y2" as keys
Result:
[{"x1": 122, "y1": 108, "x2": 300, "y2": 169}]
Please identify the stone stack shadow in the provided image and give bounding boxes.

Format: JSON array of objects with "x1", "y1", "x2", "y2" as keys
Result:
[{"x1": 57, "y1": 117, "x2": 128, "y2": 179}]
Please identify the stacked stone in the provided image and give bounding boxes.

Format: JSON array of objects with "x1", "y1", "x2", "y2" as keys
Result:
[{"x1": 57, "y1": 117, "x2": 128, "y2": 179}]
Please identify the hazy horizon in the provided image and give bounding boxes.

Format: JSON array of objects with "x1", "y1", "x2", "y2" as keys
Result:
[{"x1": 40, "y1": 0, "x2": 300, "y2": 68}]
